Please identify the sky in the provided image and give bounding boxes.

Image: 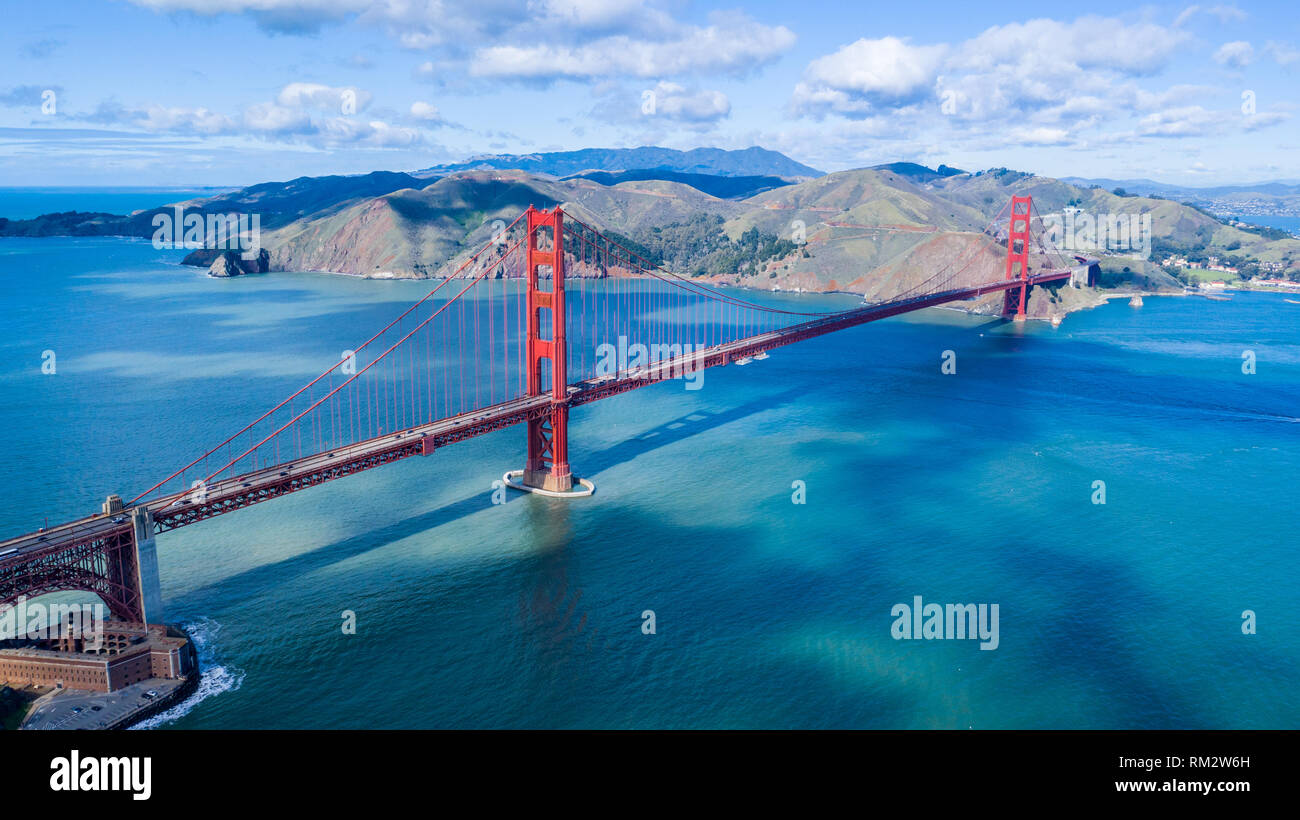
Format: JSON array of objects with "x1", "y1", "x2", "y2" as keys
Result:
[{"x1": 1, "y1": 0, "x2": 1297, "y2": 187}]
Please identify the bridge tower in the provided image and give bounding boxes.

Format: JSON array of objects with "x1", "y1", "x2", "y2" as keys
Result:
[
  {"x1": 521, "y1": 206, "x2": 574, "y2": 493},
  {"x1": 0, "y1": 497, "x2": 164, "y2": 626},
  {"x1": 1002, "y1": 195, "x2": 1033, "y2": 321}
]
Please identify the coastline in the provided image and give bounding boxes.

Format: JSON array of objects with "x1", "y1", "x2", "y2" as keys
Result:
[
  {"x1": 10, "y1": 234, "x2": 1280, "y2": 319},
  {"x1": 107, "y1": 667, "x2": 201, "y2": 730},
  {"x1": 13, "y1": 624, "x2": 202, "y2": 731},
  {"x1": 209, "y1": 262, "x2": 1169, "y2": 323}
]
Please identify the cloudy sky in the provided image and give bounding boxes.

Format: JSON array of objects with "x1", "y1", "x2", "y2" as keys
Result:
[{"x1": 1, "y1": 0, "x2": 1296, "y2": 186}]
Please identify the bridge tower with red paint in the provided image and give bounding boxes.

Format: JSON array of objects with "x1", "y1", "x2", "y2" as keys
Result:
[
  {"x1": 1003, "y1": 195, "x2": 1034, "y2": 321},
  {"x1": 521, "y1": 206, "x2": 574, "y2": 492}
]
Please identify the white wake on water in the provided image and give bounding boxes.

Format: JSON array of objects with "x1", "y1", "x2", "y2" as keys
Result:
[{"x1": 129, "y1": 617, "x2": 245, "y2": 730}]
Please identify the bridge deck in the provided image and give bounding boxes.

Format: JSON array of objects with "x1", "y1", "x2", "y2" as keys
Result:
[{"x1": 0, "y1": 268, "x2": 1076, "y2": 565}]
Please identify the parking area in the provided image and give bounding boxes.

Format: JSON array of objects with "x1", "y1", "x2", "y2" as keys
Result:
[{"x1": 21, "y1": 679, "x2": 185, "y2": 730}]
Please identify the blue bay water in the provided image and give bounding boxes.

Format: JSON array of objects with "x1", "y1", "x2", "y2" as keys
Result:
[
  {"x1": 1, "y1": 235, "x2": 1297, "y2": 729},
  {"x1": 1237, "y1": 214, "x2": 1300, "y2": 236},
  {"x1": 0, "y1": 188, "x2": 230, "y2": 220}
]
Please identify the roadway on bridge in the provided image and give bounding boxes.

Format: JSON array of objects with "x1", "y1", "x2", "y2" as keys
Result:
[{"x1": 0, "y1": 264, "x2": 1080, "y2": 564}]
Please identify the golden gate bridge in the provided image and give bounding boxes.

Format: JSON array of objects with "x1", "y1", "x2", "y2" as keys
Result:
[{"x1": 0, "y1": 195, "x2": 1092, "y2": 623}]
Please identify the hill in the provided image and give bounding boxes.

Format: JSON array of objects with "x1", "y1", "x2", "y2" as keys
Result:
[
  {"x1": 415, "y1": 146, "x2": 823, "y2": 179},
  {"x1": 1061, "y1": 176, "x2": 1300, "y2": 199},
  {"x1": 6, "y1": 160, "x2": 1300, "y2": 320},
  {"x1": 267, "y1": 169, "x2": 752, "y2": 277},
  {"x1": 257, "y1": 164, "x2": 1300, "y2": 315},
  {"x1": 868, "y1": 162, "x2": 967, "y2": 183},
  {"x1": 563, "y1": 169, "x2": 793, "y2": 200},
  {"x1": 1062, "y1": 176, "x2": 1300, "y2": 232}
]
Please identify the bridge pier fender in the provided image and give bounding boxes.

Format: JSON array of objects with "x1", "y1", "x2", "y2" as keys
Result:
[
  {"x1": 503, "y1": 469, "x2": 595, "y2": 498},
  {"x1": 129, "y1": 506, "x2": 164, "y2": 624}
]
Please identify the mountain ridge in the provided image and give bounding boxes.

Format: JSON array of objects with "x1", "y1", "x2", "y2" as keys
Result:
[
  {"x1": 5, "y1": 161, "x2": 1298, "y2": 321},
  {"x1": 415, "y1": 146, "x2": 824, "y2": 179},
  {"x1": 1062, "y1": 176, "x2": 1300, "y2": 197}
]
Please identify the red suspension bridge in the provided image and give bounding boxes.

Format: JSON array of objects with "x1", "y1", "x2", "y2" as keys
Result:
[{"x1": 0, "y1": 195, "x2": 1093, "y2": 623}]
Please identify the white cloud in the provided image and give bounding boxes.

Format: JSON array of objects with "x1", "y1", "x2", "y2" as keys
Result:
[
  {"x1": 1135, "y1": 104, "x2": 1287, "y2": 138},
  {"x1": 126, "y1": 0, "x2": 369, "y2": 32},
  {"x1": 242, "y1": 101, "x2": 313, "y2": 134},
  {"x1": 1207, "y1": 5, "x2": 1247, "y2": 23},
  {"x1": 469, "y1": 13, "x2": 794, "y2": 79},
  {"x1": 137, "y1": 105, "x2": 236, "y2": 134},
  {"x1": 645, "y1": 82, "x2": 729, "y2": 123},
  {"x1": 276, "y1": 82, "x2": 372, "y2": 112},
  {"x1": 793, "y1": 16, "x2": 1191, "y2": 125},
  {"x1": 409, "y1": 101, "x2": 441, "y2": 121},
  {"x1": 127, "y1": 0, "x2": 786, "y2": 83},
  {"x1": 770, "y1": 13, "x2": 1290, "y2": 168},
  {"x1": 1139, "y1": 107, "x2": 1216, "y2": 137},
  {"x1": 317, "y1": 118, "x2": 422, "y2": 146},
  {"x1": 789, "y1": 13, "x2": 1205, "y2": 152},
  {"x1": 1264, "y1": 41, "x2": 1300, "y2": 67},
  {"x1": 791, "y1": 37, "x2": 946, "y2": 117},
  {"x1": 67, "y1": 81, "x2": 424, "y2": 148},
  {"x1": 952, "y1": 17, "x2": 1187, "y2": 78},
  {"x1": 1213, "y1": 41, "x2": 1254, "y2": 68},
  {"x1": 1173, "y1": 4, "x2": 1246, "y2": 27},
  {"x1": 537, "y1": 0, "x2": 668, "y2": 32},
  {"x1": 1242, "y1": 110, "x2": 1290, "y2": 131},
  {"x1": 1173, "y1": 5, "x2": 1200, "y2": 28},
  {"x1": 1011, "y1": 126, "x2": 1072, "y2": 146}
]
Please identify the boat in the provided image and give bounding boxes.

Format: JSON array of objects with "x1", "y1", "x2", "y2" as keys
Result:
[
  {"x1": 1285, "y1": 299, "x2": 1300, "y2": 305},
  {"x1": 735, "y1": 357, "x2": 752, "y2": 366},
  {"x1": 753, "y1": 352, "x2": 769, "y2": 360}
]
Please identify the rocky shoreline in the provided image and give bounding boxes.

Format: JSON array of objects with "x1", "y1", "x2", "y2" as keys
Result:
[{"x1": 182, "y1": 247, "x2": 270, "y2": 277}]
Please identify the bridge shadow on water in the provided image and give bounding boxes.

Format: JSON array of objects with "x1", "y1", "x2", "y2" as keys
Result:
[
  {"x1": 575, "y1": 386, "x2": 807, "y2": 476},
  {"x1": 988, "y1": 542, "x2": 1219, "y2": 729},
  {"x1": 164, "y1": 371, "x2": 1279, "y2": 728},
  {"x1": 172, "y1": 386, "x2": 807, "y2": 613}
]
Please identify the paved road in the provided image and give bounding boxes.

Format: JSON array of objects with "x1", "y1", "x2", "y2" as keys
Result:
[{"x1": 21, "y1": 679, "x2": 185, "y2": 730}]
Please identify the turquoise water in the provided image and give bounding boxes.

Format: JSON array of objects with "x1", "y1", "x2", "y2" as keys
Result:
[
  {"x1": 0, "y1": 188, "x2": 228, "y2": 220},
  {"x1": 1236, "y1": 214, "x2": 1300, "y2": 236},
  {"x1": 2, "y1": 236, "x2": 1297, "y2": 729}
]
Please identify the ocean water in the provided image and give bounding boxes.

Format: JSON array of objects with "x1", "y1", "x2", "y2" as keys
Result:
[
  {"x1": 0, "y1": 188, "x2": 228, "y2": 220},
  {"x1": 1, "y1": 235, "x2": 1297, "y2": 729},
  {"x1": 1236, "y1": 214, "x2": 1300, "y2": 236}
]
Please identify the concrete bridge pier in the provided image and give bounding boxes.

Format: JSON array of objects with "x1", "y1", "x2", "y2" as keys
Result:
[
  {"x1": 100, "y1": 494, "x2": 164, "y2": 624},
  {"x1": 130, "y1": 506, "x2": 164, "y2": 625}
]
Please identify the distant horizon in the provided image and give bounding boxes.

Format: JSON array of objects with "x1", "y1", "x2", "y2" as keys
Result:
[{"x1": 3, "y1": 152, "x2": 1300, "y2": 193}]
